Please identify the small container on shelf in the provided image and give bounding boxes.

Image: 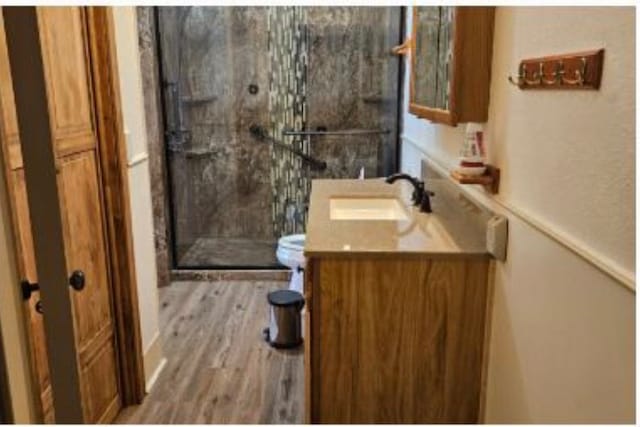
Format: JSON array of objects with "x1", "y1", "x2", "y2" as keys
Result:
[
  {"x1": 455, "y1": 123, "x2": 486, "y2": 176},
  {"x1": 452, "y1": 123, "x2": 500, "y2": 193},
  {"x1": 457, "y1": 155, "x2": 486, "y2": 176}
]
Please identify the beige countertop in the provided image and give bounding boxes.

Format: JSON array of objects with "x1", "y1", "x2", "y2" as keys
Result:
[{"x1": 304, "y1": 178, "x2": 490, "y2": 258}]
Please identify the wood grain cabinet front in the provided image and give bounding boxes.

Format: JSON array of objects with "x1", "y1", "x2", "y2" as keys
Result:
[
  {"x1": 409, "y1": 6, "x2": 495, "y2": 126},
  {"x1": 304, "y1": 255, "x2": 491, "y2": 423}
]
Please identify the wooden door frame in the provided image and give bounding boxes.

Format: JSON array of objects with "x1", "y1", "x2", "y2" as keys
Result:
[
  {"x1": 1, "y1": 6, "x2": 145, "y2": 419},
  {"x1": 84, "y1": 6, "x2": 146, "y2": 406}
]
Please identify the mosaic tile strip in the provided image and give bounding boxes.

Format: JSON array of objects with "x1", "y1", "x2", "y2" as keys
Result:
[{"x1": 268, "y1": 7, "x2": 310, "y2": 237}]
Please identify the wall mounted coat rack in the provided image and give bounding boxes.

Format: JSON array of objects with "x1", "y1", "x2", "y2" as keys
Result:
[{"x1": 508, "y1": 48, "x2": 604, "y2": 90}]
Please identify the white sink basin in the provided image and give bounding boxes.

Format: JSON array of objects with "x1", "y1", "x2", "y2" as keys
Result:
[{"x1": 329, "y1": 197, "x2": 409, "y2": 221}]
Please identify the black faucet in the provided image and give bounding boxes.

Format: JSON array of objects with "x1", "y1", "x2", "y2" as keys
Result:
[{"x1": 385, "y1": 173, "x2": 434, "y2": 213}]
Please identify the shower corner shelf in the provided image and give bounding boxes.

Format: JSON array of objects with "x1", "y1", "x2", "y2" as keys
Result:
[{"x1": 450, "y1": 164, "x2": 500, "y2": 194}]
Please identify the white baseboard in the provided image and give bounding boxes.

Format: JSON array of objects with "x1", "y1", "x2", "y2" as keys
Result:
[
  {"x1": 143, "y1": 332, "x2": 166, "y2": 392},
  {"x1": 145, "y1": 357, "x2": 166, "y2": 393}
]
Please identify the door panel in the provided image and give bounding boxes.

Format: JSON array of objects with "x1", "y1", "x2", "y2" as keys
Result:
[
  {"x1": 58, "y1": 152, "x2": 111, "y2": 345},
  {"x1": 37, "y1": 7, "x2": 95, "y2": 156},
  {"x1": 56, "y1": 152, "x2": 120, "y2": 421},
  {"x1": 0, "y1": 16, "x2": 19, "y2": 170},
  {"x1": 81, "y1": 342, "x2": 120, "y2": 422},
  {"x1": 0, "y1": 7, "x2": 122, "y2": 423}
]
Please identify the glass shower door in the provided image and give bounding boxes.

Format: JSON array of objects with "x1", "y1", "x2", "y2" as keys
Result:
[{"x1": 157, "y1": 6, "x2": 403, "y2": 269}]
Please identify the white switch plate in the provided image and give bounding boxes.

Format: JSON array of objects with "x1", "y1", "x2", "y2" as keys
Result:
[{"x1": 486, "y1": 215, "x2": 508, "y2": 261}]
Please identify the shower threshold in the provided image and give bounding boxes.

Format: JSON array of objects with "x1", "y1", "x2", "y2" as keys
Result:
[{"x1": 177, "y1": 237, "x2": 285, "y2": 270}]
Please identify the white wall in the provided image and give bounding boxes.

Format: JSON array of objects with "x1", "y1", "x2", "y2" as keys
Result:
[
  {"x1": 401, "y1": 6, "x2": 635, "y2": 423},
  {"x1": 112, "y1": 7, "x2": 165, "y2": 389}
]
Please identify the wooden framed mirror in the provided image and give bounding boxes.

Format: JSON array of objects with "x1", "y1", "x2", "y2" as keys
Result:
[{"x1": 409, "y1": 7, "x2": 495, "y2": 126}]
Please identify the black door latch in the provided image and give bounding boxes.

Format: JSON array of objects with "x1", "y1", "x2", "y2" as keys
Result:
[
  {"x1": 21, "y1": 280, "x2": 39, "y2": 300},
  {"x1": 21, "y1": 269, "x2": 86, "y2": 301}
]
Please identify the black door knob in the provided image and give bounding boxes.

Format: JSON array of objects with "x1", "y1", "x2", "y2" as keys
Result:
[
  {"x1": 35, "y1": 300, "x2": 44, "y2": 314},
  {"x1": 20, "y1": 280, "x2": 40, "y2": 300},
  {"x1": 69, "y1": 270, "x2": 85, "y2": 291}
]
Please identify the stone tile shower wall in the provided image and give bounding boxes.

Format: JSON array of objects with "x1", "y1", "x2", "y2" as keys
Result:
[
  {"x1": 158, "y1": 7, "x2": 274, "y2": 263},
  {"x1": 268, "y1": 7, "x2": 310, "y2": 236},
  {"x1": 268, "y1": 7, "x2": 402, "y2": 236},
  {"x1": 307, "y1": 7, "x2": 401, "y2": 180},
  {"x1": 151, "y1": 6, "x2": 401, "y2": 267}
]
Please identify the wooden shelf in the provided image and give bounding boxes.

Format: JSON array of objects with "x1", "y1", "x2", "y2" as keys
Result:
[{"x1": 450, "y1": 164, "x2": 500, "y2": 194}]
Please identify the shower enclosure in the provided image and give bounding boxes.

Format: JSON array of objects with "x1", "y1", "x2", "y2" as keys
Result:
[{"x1": 157, "y1": 6, "x2": 403, "y2": 269}]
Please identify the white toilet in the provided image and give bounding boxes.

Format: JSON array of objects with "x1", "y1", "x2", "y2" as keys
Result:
[{"x1": 276, "y1": 234, "x2": 306, "y2": 294}]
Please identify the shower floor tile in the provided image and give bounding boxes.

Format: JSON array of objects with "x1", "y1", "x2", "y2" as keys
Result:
[{"x1": 178, "y1": 237, "x2": 281, "y2": 268}]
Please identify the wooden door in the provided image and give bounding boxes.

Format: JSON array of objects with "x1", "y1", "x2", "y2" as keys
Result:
[{"x1": 0, "y1": 7, "x2": 122, "y2": 423}]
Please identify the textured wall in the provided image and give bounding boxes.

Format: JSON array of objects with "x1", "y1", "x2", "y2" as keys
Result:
[{"x1": 401, "y1": 6, "x2": 635, "y2": 422}]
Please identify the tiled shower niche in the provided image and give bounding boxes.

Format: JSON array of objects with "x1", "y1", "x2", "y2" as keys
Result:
[{"x1": 157, "y1": 6, "x2": 402, "y2": 268}]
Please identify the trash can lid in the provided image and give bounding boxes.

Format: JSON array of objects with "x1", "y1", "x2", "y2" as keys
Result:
[{"x1": 267, "y1": 289, "x2": 304, "y2": 307}]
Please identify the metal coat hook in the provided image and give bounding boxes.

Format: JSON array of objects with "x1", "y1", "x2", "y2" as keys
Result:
[
  {"x1": 541, "y1": 61, "x2": 561, "y2": 85},
  {"x1": 522, "y1": 63, "x2": 542, "y2": 86},
  {"x1": 507, "y1": 63, "x2": 524, "y2": 87},
  {"x1": 560, "y1": 57, "x2": 587, "y2": 86},
  {"x1": 507, "y1": 49, "x2": 603, "y2": 90}
]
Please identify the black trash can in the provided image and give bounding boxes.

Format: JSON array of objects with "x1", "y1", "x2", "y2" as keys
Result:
[{"x1": 264, "y1": 289, "x2": 305, "y2": 349}]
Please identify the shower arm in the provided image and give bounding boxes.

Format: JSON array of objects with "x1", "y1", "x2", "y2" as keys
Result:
[{"x1": 249, "y1": 125, "x2": 327, "y2": 171}]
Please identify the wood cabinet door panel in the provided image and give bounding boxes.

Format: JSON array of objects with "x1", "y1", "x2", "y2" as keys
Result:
[
  {"x1": 355, "y1": 258, "x2": 449, "y2": 423},
  {"x1": 311, "y1": 256, "x2": 490, "y2": 423},
  {"x1": 316, "y1": 258, "x2": 358, "y2": 423}
]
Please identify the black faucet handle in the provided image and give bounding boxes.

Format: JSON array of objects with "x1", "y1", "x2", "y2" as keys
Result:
[
  {"x1": 411, "y1": 180, "x2": 425, "y2": 205},
  {"x1": 419, "y1": 192, "x2": 433, "y2": 213}
]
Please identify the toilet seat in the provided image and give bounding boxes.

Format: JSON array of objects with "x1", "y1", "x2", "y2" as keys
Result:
[
  {"x1": 276, "y1": 234, "x2": 306, "y2": 294},
  {"x1": 276, "y1": 234, "x2": 306, "y2": 270},
  {"x1": 277, "y1": 234, "x2": 305, "y2": 252}
]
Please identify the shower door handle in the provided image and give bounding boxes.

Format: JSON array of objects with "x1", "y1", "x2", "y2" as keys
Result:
[
  {"x1": 163, "y1": 80, "x2": 178, "y2": 128},
  {"x1": 163, "y1": 80, "x2": 189, "y2": 144}
]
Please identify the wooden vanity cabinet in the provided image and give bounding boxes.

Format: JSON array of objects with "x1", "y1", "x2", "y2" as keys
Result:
[
  {"x1": 409, "y1": 7, "x2": 495, "y2": 126},
  {"x1": 304, "y1": 255, "x2": 491, "y2": 424}
]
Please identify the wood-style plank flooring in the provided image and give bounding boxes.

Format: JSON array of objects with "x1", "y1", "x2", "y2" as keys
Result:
[{"x1": 116, "y1": 280, "x2": 303, "y2": 424}]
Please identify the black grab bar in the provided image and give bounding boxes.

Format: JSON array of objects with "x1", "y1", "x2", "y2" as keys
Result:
[{"x1": 249, "y1": 124, "x2": 327, "y2": 171}]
